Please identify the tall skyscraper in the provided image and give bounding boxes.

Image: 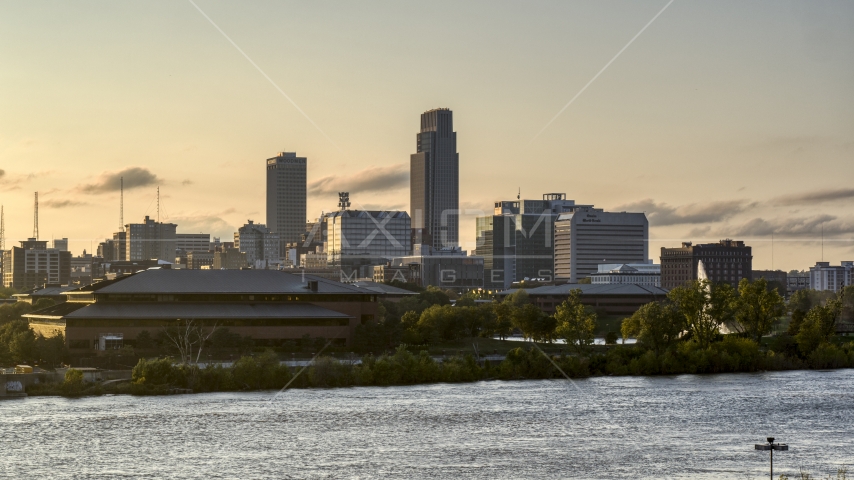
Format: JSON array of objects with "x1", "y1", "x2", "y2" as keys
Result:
[
  {"x1": 411, "y1": 108, "x2": 459, "y2": 250},
  {"x1": 266, "y1": 152, "x2": 307, "y2": 249}
]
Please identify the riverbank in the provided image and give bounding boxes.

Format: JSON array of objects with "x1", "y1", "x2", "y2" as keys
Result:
[{"x1": 23, "y1": 336, "x2": 854, "y2": 397}]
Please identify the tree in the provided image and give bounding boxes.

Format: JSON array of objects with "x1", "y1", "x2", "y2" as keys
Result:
[
  {"x1": 554, "y1": 290, "x2": 596, "y2": 354},
  {"x1": 490, "y1": 302, "x2": 514, "y2": 340},
  {"x1": 163, "y1": 319, "x2": 218, "y2": 364},
  {"x1": 734, "y1": 278, "x2": 786, "y2": 342},
  {"x1": 795, "y1": 295, "x2": 842, "y2": 356},
  {"x1": 504, "y1": 289, "x2": 530, "y2": 308},
  {"x1": 668, "y1": 280, "x2": 720, "y2": 349},
  {"x1": 37, "y1": 332, "x2": 68, "y2": 367},
  {"x1": 61, "y1": 368, "x2": 85, "y2": 396},
  {"x1": 621, "y1": 301, "x2": 683, "y2": 353},
  {"x1": 135, "y1": 330, "x2": 155, "y2": 350},
  {"x1": 512, "y1": 303, "x2": 556, "y2": 342}
]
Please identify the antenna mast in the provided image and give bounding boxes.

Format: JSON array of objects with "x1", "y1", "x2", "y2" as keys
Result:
[
  {"x1": 157, "y1": 186, "x2": 160, "y2": 223},
  {"x1": 33, "y1": 192, "x2": 39, "y2": 240},
  {"x1": 120, "y1": 176, "x2": 124, "y2": 231},
  {"x1": 1, "y1": 205, "x2": 5, "y2": 251}
]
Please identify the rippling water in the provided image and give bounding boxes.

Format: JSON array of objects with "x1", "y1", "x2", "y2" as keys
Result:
[{"x1": 1, "y1": 370, "x2": 852, "y2": 479}]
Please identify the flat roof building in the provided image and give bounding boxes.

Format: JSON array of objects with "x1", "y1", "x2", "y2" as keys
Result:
[
  {"x1": 24, "y1": 269, "x2": 378, "y2": 349},
  {"x1": 554, "y1": 207, "x2": 648, "y2": 283},
  {"x1": 809, "y1": 261, "x2": 853, "y2": 293},
  {"x1": 267, "y1": 152, "x2": 307, "y2": 246},
  {"x1": 660, "y1": 240, "x2": 753, "y2": 289}
]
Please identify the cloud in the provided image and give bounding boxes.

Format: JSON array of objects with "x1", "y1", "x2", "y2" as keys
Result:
[
  {"x1": 181, "y1": 179, "x2": 193, "y2": 186},
  {"x1": 78, "y1": 167, "x2": 159, "y2": 194},
  {"x1": 727, "y1": 215, "x2": 854, "y2": 237},
  {"x1": 612, "y1": 198, "x2": 754, "y2": 226},
  {"x1": 169, "y1": 209, "x2": 237, "y2": 238},
  {"x1": 43, "y1": 199, "x2": 88, "y2": 208},
  {"x1": 771, "y1": 188, "x2": 854, "y2": 206},
  {"x1": 0, "y1": 169, "x2": 5, "y2": 178},
  {"x1": 308, "y1": 164, "x2": 408, "y2": 196}
]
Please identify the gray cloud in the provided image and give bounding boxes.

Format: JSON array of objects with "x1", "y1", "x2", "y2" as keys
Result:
[
  {"x1": 612, "y1": 198, "x2": 753, "y2": 226},
  {"x1": 0, "y1": 169, "x2": 5, "y2": 178},
  {"x1": 771, "y1": 188, "x2": 854, "y2": 206},
  {"x1": 78, "y1": 167, "x2": 159, "y2": 194},
  {"x1": 727, "y1": 214, "x2": 854, "y2": 237},
  {"x1": 181, "y1": 179, "x2": 193, "y2": 186},
  {"x1": 170, "y1": 210, "x2": 236, "y2": 238},
  {"x1": 43, "y1": 199, "x2": 88, "y2": 208},
  {"x1": 309, "y1": 164, "x2": 408, "y2": 196}
]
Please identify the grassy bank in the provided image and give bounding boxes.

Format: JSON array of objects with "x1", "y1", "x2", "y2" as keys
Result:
[{"x1": 26, "y1": 337, "x2": 854, "y2": 398}]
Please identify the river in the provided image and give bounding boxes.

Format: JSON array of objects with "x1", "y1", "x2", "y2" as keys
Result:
[{"x1": 1, "y1": 370, "x2": 852, "y2": 479}]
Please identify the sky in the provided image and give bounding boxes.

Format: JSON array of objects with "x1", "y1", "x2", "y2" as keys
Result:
[{"x1": 1, "y1": 0, "x2": 853, "y2": 271}]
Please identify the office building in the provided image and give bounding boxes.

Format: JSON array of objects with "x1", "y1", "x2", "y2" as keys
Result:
[
  {"x1": 787, "y1": 271, "x2": 810, "y2": 295},
  {"x1": 554, "y1": 207, "x2": 649, "y2": 283},
  {"x1": 591, "y1": 263, "x2": 661, "y2": 287},
  {"x1": 325, "y1": 210, "x2": 411, "y2": 262},
  {"x1": 266, "y1": 151, "x2": 307, "y2": 246},
  {"x1": 187, "y1": 251, "x2": 215, "y2": 270},
  {"x1": 235, "y1": 221, "x2": 280, "y2": 267},
  {"x1": 809, "y1": 261, "x2": 853, "y2": 293},
  {"x1": 213, "y1": 248, "x2": 247, "y2": 270},
  {"x1": 2, "y1": 239, "x2": 71, "y2": 289},
  {"x1": 126, "y1": 216, "x2": 177, "y2": 262},
  {"x1": 411, "y1": 108, "x2": 459, "y2": 250},
  {"x1": 390, "y1": 246, "x2": 483, "y2": 291},
  {"x1": 476, "y1": 193, "x2": 586, "y2": 290},
  {"x1": 25, "y1": 269, "x2": 379, "y2": 349},
  {"x1": 176, "y1": 233, "x2": 211, "y2": 255},
  {"x1": 53, "y1": 238, "x2": 68, "y2": 251},
  {"x1": 660, "y1": 240, "x2": 753, "y2": 289}
]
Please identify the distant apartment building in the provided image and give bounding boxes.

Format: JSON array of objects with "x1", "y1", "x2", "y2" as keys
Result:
[
  {"x1": 175, "y1": 233, "x2": 211, "y2": 255},
  {"x1": 809, "y1": 261, "x2": 853, "y2": 293},
  {"x1": 660, "y1": 240, "x2": 753, "y2": 289},
  {"x1": 553, "y1": 207, "x2": 649, "y2": 283},
  {"x1": 2, "y1": 239, "x2": 71, "y2": 289},
  {"x1": 98, "y1": 231, "x2": 127, "y2": 262},
  {"x1": 213, "y1": 248, "x2": 247, "y2": 270},
  {"x1": 410, "y1": 108, "x2": 459, "y2": 250},
  {"x1": 300, "y1": 251, "x2": 328, "y2": 268},
  {"x1": 235, "y1": 221, "x2": 280, "y2": 266},
  {"x1": 590, "y1": 263, "x2": 661, "y2": 287},
  {"x1": 187, "y1": 251, "x2": 215, "y2": 270},
  {"x1": 787, "y1": 271, "x2": 810, "y2": 295},
  {"x1": 476, "y1": 193, "x2": 586, "y2": 290},
  {"x1": 125, "y1": 216, "x2": 177, "y2": 262},
  {"x1": 266, "y1": 152, "x2": 307, "y2": 247}
]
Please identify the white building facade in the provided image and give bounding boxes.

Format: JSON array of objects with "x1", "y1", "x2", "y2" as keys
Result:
[
  {"x1": 590, "y1": 263, "x2": 661, "y2": 287},
  {"x1": 809, "y1": 261, "x2": 853, "y2": 292}
]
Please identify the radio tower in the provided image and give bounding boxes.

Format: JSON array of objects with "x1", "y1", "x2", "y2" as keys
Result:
[
  {"x1": 1, "y1": 205, "x2": 5, "y2": 251},
  {"x1": 157, "y1": 186, "x2": 160, "y2": 222},
  {"x1": 33, "y1": 192, "x2": 39, "y2": 240},
  {"x1": 120, "y1": 176, "x2": 124, "y2": 231}
]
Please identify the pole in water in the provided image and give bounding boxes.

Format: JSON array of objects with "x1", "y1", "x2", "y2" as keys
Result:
[{"x1": 754, "y1": 437, "x2": 788, "y2": 479}]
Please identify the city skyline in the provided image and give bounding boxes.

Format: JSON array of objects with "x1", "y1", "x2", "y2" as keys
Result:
[{"x1": 1, "y1": 1, "x2": 853, "y2": 270}]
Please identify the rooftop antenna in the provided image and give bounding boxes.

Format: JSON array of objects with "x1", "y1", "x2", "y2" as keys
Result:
[
  {"x1": 33, "y1": 192, "x2": 39, "y2": 240},
  {"x1": 120, "y1": 176, "x2": 124, "y2": 231},
  {"x1": 821, "y1": 223, "x2": 824, "y2": 262},
  {"x1": 517, "y1": 187, "x2": 520, "y2": 201},
  {"x1": 338, "y1": 192, "x2": 350, "y2": 211},
  {"x1": 771, "y1": 232, "x2": 774, "y2": 270},
  {"x1": 157, "y1": 186, "x2": 160, "y2": 223},
  {"x1": 0, "y1": 205, "x2": 5, "y2": 251}
]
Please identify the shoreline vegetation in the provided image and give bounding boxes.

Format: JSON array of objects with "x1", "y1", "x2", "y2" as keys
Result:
[{"x1": 6, "y1": 279, "x2": 854, "y2": 398}]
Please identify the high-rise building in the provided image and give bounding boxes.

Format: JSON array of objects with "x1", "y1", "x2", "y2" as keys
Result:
[
  {"x1": 266, "y1": 152, "x2": 307, "y2": 247},
  {"x1": 554, "y1": 207, "x2": 649, "y2": 283},
  {"x1": 660, "y1": 240, "x2": 753, "y2": 289},
  {"x1": 476, "y1": 193, "x2": 584, "y2": 289},
  {"x1": 125, "y1": 216, "x2": 177, "y2": 262},
  {"x1": 323, "y1": 209, "x2": 411, "y2": 279},
  {"x1": 411, "y1": 108, "x2": 459, "y2": 250},
  {"x1": 234, "y1": 221, "x2": 280, "y2": 267},
  {"x1": 2, "y1": 239, "x2": 71, "y2": 289},
  {"x1": 809, "y1": 261, "x2": 853, "y2": 293}
]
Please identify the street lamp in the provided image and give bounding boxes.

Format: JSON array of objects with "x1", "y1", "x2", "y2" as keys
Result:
[{"x1": 755, "y1": 437, "x2": 788, "y2": 480}]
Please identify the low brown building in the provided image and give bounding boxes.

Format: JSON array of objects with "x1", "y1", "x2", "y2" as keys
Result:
[
  {"x1": 24, "y1": 269, "x2": 377, "y2": 349},
  {"x1": 495, "y1": 283, "x2": 669, "y2": 316}
]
